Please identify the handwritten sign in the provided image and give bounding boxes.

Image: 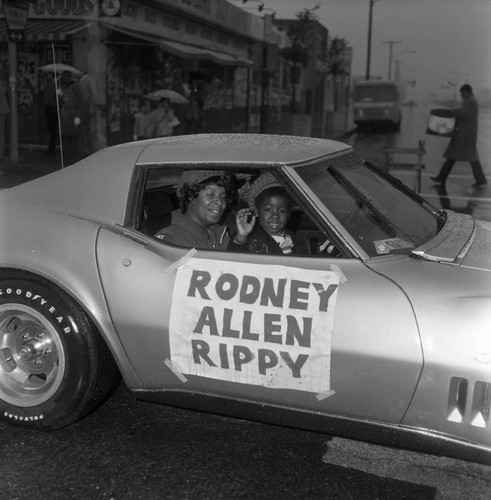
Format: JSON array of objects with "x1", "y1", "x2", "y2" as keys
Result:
[{"x1": 169, "y1": 259, "x2": 339, "y2": 394}]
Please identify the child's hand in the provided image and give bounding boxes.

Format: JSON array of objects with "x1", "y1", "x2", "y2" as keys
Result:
[
  {"x1": 318, "y1": 238, "x2": 342, "y2": 257},
  {"x1": 235, "y1": 208, "x2": 256, "y2": 243}
]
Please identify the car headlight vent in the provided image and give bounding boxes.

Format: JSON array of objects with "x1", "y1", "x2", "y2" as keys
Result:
[
  {"x1": 447, "y1": 377, "x2": 491, "y2": 428},
  {"x1": 470, "y1": 381, "x2": 491, "y2": 428}
]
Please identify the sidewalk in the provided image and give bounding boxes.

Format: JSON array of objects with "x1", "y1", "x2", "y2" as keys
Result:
[{"x1": 0, "y1": 148, "x2": 62, "y2": 189}]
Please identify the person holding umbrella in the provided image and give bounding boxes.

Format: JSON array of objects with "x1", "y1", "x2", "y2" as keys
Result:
[
  {"x1": 145, "y1": 89, "x2": 187, "y2": 137},
  {"x1": 38, "y1": 63, "x2": 86, "y2": 166},
  {"x1": 70, "y1": 68, "x2": 98, "y2": 155},
  {"x1": 153, "y1": 97, "x2": 180, "y2": 137}
]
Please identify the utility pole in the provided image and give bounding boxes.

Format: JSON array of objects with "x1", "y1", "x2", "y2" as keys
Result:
[
  {"x1": 382, "y1": 40, "x2": 401, "y2": 80},
  {"x1": 365, "y1": 0, "x2": 374, "y2": 80},
  {"x1": 366, "y1": 0, "x2": 382, "y2": 80},
  {"x1": 2, "y1": 0, "x2": 29, "y2": 163}
]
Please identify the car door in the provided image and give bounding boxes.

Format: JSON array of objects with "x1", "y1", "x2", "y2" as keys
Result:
[{"x1": 96, "y1": 225, "x2": 423, "y2": 426}]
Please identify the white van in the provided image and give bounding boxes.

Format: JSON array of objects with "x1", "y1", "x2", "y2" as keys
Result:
[{"x1": 353, "y1": 80, "x2": 402, "y2": 130}]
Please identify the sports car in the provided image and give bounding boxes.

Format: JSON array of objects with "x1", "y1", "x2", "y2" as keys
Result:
[{"x1": 0, "y1": 134, "x2": 490, "y2": 465}]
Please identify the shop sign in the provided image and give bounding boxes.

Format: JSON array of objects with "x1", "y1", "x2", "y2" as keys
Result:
[
  {"x1": 31, "y1": 0, "x2": 97, "y2": 19},
  {"x1": 2, "y1": 0, "x2": 28, "y2": 43}
]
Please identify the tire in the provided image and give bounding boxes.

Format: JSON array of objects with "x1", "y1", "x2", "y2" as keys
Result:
[{"x1": 0, "y1": 271, "x2": 120, "y2": 430}]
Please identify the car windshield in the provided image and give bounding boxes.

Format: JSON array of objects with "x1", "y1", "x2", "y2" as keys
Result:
[{"x1": 294, "y1": 153, "x2": 445, "y2": 257}]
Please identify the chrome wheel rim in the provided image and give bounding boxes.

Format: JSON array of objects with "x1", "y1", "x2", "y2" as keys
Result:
[{"x1": 0, "y1": 304, "x2": 65, "y2": 407}]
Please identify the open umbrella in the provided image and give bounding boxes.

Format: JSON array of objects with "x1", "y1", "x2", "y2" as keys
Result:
[
  {"x1": 145, "y1": 89, "x2": 188, "y2": 104},
  {"x1": 38, "y1": 63, "x2": 83, "y2": 76}
]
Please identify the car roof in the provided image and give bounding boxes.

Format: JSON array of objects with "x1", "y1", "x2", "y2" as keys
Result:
[
  {"x1": 0, "y1": 134, "x2": 351, "y2": 226},
  {"x1": 136, "y1": 134, "x2": 351, "y2": 166}
]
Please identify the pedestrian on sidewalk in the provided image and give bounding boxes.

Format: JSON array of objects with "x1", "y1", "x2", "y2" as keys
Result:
[
  {"x1": 133, "y1": 98, "x2": 156, "y2": 140},
  {"x1": 0, "y1": 64, "x2": 10, "y2": 162},
  {"x1": 72, "y1": 69, "x2": 98, "y2": 157},
  {"x1": 431, "y1": 84, "x2": 487, "y2": 188},
  {"x1": 153, "y1": 98, "x2": 179, "y2": 137}
]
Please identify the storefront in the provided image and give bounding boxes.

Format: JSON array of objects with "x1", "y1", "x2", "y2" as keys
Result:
[
  {"x1": 0, "y1": 17, "x2": 90, "y2": 145},
  {"x1": 0, "y1": 0, "x2": 260, "y2": 148},
  {"x1": 101, "y1": 20, "x2": 253, "y2": 145}
]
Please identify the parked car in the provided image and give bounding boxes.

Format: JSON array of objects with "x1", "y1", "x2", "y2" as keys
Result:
[{"x1": 0, "y1": 134, "x2": 490, "y2": 465}]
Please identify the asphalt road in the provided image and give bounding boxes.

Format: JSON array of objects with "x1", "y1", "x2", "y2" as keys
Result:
[
  {"x1": 2, "y1": 382, "x2": 490, "y2": 499},
  {"x1": 1, "y1": 383, "x2": 440, "y2": 500}
]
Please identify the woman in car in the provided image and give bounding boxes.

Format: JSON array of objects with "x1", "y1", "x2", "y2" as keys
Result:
[{"x1": 155, "y1": 170, "x2": 236, "y2": 249}]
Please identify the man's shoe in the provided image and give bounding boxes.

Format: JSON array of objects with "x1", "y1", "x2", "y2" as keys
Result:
[
  {"x1": 472, "y1": 182, "x2": 487, "y2": 188},
  {"x1": 430, "y1": 176, "x2": 445, "y2": 185}
]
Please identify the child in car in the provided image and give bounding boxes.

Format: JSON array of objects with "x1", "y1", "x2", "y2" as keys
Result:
[{"x1": 230, "y1": 173, "x2": 307, "y2": 255}]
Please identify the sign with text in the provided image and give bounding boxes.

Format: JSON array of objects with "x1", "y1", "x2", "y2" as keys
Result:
[
  {"x1": 99, "y1": 0, "x2": 121, "y2": 17},
  {"x1": 2, "y1": 0, "x2": 28, "y2": 42},
  {"x1": 169, "y1": 259, "x2": 339, "y2": 394}
]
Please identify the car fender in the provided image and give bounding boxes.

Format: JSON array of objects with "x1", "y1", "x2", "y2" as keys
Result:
[
  {"x1": 0, "y1": 205, "x2": 141, "y2": 388},
  {"x1": 368, "y1": 256, "x2": 491, "y2": 450}
]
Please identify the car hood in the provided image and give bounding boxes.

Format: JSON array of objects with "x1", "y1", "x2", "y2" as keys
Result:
[{"x1": 411, "y1": 211, "x2": 491, "y2": 271}]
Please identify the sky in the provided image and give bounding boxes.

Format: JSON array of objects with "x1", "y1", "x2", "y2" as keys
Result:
[{"x1": 246, "y1": 0, "x2": 491, "y2": 99}]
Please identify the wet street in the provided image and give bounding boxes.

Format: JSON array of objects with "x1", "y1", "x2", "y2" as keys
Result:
[
  {"x1": 2, "y1": 383, "x2": 490, "y2": 500},
  {"x1": 344, "y1": 101, "x2": 491, "y2": 223}
]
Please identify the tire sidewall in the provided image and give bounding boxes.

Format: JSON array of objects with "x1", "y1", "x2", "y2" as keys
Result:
[{"x1": 0, "y1": 276, "x2": 95, "y2": 429}]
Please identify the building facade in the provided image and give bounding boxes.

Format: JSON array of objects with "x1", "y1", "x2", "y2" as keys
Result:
[
  {"x1": 0, "y1": 0, "x2": 343, "y2": 151},
  {"x1": 0, "y1": 0, "x2": 272, "y2": 148}
]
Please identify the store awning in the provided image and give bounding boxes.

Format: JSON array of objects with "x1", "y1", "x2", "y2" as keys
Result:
[
  {"x1": 101, "y1": 22, "x2": 252, "y2": 67},
  {"x1": 0, "y1": 20, "x2": 90, "y2": 42}
]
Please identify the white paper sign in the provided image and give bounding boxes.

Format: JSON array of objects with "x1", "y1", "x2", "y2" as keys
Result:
[{"x1": 169, "y1": 258, "x2": 339, "y2": 394}]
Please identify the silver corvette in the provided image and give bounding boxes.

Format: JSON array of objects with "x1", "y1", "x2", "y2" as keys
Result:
[{"x1": 0, "y1": 134, "x2": 490, "y2": 465}]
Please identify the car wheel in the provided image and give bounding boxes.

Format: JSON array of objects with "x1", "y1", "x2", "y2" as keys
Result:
[{"x1": 0, "y1": 271, "x2": 120, "y2": 430}]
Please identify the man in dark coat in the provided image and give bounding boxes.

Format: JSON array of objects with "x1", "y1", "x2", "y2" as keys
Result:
[
  {"x1": 431, "y1": 84, "x2": 487, "y2": 187},
  {"x1": 60, "y1": 70, "x2": 97, "y2": 166}
]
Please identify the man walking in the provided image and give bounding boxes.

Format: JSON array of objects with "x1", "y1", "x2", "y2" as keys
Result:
[{"x1": 431, "y1": 84, "x2": 487, "y2": 188}]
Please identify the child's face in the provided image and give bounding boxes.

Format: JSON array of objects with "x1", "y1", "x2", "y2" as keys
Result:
[{"x1": 257, "y1": 195, "x2": 290, "y2": 236}]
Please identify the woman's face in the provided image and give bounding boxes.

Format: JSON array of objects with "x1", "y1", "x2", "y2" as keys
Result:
[{"x1": 187, "y1": 184, "x2": 227, "y2": 227}]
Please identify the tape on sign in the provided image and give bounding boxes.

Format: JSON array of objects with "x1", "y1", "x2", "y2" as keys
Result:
[
  {"x1": 164, "y1": 248, "x2": 197, "y2": 274},
  {"x1": 330, "y1": 264, "x2": 347, "y2": 284},
  {"x1": 316, "y1": 389, "x2": 336, "y2": 401},
  {"x1": 164, "y1": 358, "x2": 188, "y2": 383}
]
